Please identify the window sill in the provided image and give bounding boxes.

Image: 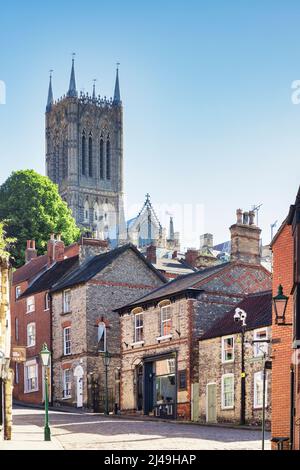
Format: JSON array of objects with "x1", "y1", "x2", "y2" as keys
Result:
[
  {"x1": 62, "y1": 395, "x2": 72, "y2": 400},
  {"x1": 221, "y1": 360, "x2": 234, "y2": 365},
  {"x1": 253, "y1": 405, "x2": 268, "y2": 410},
  {"x1": 62, "y1": 311, "x2": 72, "y2": 315},
  {"x1": 130, "y1": 341, "x2": 144, "y2": 347},
  {"x1": 26, "y1": 311, "x2": 35, "y2": 314},
  {"x1": 156, "y1": 334, "x2": 172, "y2": 342},
  {"x1": 24, "y1": 389, "x2": 39, "y2": 394},
  {"x1": 221, "y1": 406, "x2": 234, "y2": 410},
  {"x1": 26, "y1": 345, "x2": 35, "y2": 349}
]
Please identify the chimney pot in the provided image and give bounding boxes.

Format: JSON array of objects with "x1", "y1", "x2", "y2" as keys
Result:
[
  {"x1": 243, "y1": 211, "x2": 249, "y2": 225},
  {"x1": 236, "y1": 209, "x2": 243, "y2": 224},
  {"x1": 249, "y1": 210, "x2": 255, "y2": 225}
]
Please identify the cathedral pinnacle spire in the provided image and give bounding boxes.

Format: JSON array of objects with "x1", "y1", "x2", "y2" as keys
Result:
[
  {"x1": 168, "y1": 216, "x2": 175, "y2": 241},
  {"x1": 113, "y1": 63, "x2": 121, "y2": 105},
  {"x1": 92, "y1": 79, "x2": 96, "y2": 100},
  {"x1": 67, "y1": 53, "x2": 77, "y2": 98},
  {"x1": 46, "y1": 70, "x2": 53, "y2": 112}
]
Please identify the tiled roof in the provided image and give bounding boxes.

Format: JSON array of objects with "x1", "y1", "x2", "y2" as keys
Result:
[
  {"x1": 51, "y1": 243, "x2": 166, "y2": 293},
  {"x1": 200, "y1": 290, "x2": 272, "y2": 340},
  {"x1": 21, "y1": 256, "x2": 79, "y2": 297},
  {"x1": 12, "y1": 255, "x2": 48, "y2": 285},
  {"x1": 116, "y1": 262, "x2": 230, "y2": 312}
]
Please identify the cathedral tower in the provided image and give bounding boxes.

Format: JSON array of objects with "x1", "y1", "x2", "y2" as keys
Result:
[{"x1": 45, "y1": 58, "x2": 125, "y2": 243}]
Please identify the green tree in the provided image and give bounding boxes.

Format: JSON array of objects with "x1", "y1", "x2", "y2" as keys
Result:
[{"x1": 0, "y1": 170, "x2": 80, "y2": 266}]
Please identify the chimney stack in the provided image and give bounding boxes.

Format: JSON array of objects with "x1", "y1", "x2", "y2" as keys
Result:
[
  {"x1": 230, "y1": 208, "x2": 261, "y2": 265},
  {"x1": 185, "y1": 248, "x2": 199, "y2": 268},
  {"x1": 25, "y1": 240, "x2": 37, "y2": 263},
  {"x1": 79, "y1": 236, "x2": 108, "y2": 264},
  {"x1": 200, "y1": 233, "x2": 213, "y2": 250},
  {"x1": 146, "y1": 244, "x2": 157, "y2": 265},
  {"x1": 47, "y1": 234, "x2": 65, "y2": 266}
]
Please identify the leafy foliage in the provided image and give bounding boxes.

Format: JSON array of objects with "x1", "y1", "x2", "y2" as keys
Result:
[{"x1": 0, "y1": 170, "x2": 81, "y2": 266}]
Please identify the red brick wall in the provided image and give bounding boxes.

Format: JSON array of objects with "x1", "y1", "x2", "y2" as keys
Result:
[
  {"x1": 11, "y1": 286, "x2": 51, "y2": 404},
  {"x1": 271, "y1": 224, "x2": 294, "y2": 449}
]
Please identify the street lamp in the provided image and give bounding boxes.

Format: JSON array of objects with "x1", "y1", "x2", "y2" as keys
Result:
[
  {"x1": 40, "y1": 343, "x2": 51, "y2": 441},
  {"x1": 102, "y1": 350, "x2": 111, "y2": 416},
  {"x1": 234, "y1": 307, "x2": 247, "y2": 425},
  {"x1": 273, "y1": 284, "x2": 289, "y2": 325}
]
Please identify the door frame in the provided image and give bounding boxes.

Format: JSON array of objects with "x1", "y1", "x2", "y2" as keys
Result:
[
  {"x1": 206, "y1": 382, "x2": 217, "y2": 423},
  {"x1": 74, "y1": 365, "x2": 84, "y2": 408}
]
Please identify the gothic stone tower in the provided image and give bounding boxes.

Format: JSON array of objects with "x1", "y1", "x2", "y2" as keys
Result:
[{"x1": 45, "y1": 58, "x2": 125, "y2": 243}]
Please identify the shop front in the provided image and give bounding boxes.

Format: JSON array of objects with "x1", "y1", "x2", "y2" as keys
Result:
[{"x1": 138, "y1": 352, "x2": 178, "y2": 419}]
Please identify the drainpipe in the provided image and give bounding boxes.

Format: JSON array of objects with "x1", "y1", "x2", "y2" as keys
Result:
[{"x1": 290, "y1": 365, "x2": 295, "y2": 450}]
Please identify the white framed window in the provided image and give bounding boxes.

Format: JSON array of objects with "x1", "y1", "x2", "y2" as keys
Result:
[
  {"x1": 221, "y1": 374, "x2": 234, "y2": 409},
  {"x1": 134, "y1": 313, "x2": 144, "y2": 343},
  {"x1": 27, "y1": 322, "x2": 36, "y2": 347},
  {"x1": 24, "y1": 360, "x2": 38, "y2": 393},
  {"x1": 16, "y1": 285, "x2": 21, "y2": 299},
  {"x1": 44, "y1": 292, "x2": 50, "y2": 311},
  {"x1": 63, "y1": 327, "x2": 71, "y2": 355},
  {"x1": 253, "y1": 328, "x2": 268, "y2": 357},
  {"x1": 222, "y1": 336, "x2": 234, "y2": 363},
  {"x1": 63, "y1": 369, "x2": 72, "y2": 398},
  {"x1": 161, "y1": 305, "x2": 172, "y2": 336},
  {"x1": 97, "y1": 322, "x2": 106, "y2": 352},
  {"x1": 254, "y1": 371, "x2": 268, "y2": 408},
  {"x1": 63, "y1": 290, "x2": 71, "y2": 313},
  {"x1": 26, "y1": 296, "x2": 35, "y2": 313}
]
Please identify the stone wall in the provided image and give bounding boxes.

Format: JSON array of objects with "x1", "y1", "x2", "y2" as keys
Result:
[
  {"x1": 199, "y1": 329, "x2": 272, "y2": 427},
  {"x1": 120, "y1": 298, "x2": 193, "y2": 419}
]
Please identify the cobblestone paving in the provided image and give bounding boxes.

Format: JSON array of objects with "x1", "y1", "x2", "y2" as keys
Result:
[{"x1": 12, "y1": 407, "x2": 270, "y2": 450}]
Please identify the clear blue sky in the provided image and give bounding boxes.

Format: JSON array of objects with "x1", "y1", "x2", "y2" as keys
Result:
[{"x1": 1, "y1": 0, "x2": 300, "y2": 248}]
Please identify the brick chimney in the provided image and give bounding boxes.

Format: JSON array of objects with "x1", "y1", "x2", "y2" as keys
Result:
[
  {"x1": 79, "y1": 236, "x2": 109, "y2": 264},
  {"x1": 146, "y1": 244, "x2": 157, "y2": 265},
  {"x1": 185, "y1": 248, "x2": 199, "y2": 267},
  {"x1": 47, "y1": 233, "x2": 65, "y2": 266},
  {"x1": 25, "y1": 240, "x2": 37, "y2": 263},
  {"x1": 230, "y1": 209, "x2": 261, "y2": 265}
]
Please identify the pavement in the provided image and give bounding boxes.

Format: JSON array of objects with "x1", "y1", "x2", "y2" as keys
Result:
[{"x1": 0, "y1": 405, "x2": 271, "y2": 450}]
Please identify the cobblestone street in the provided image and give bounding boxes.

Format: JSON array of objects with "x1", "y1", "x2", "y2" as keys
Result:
[{"x1": 1, "y1": 406, "x2": 271, "y2": 450}]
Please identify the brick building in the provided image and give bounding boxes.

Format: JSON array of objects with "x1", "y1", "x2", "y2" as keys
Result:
[
  {"x1": 116, "y1": 210, "x2": 271, "y2": 420},
  {"x1": 199, "y1": 291, "x2": 272, "y2": 427},
  {"x1": 10, "y1": 235, "x2": 94, "y2": 404},
  {"x1": 271, "y1": 187, "x2": 300, "y2": 450},
  {"x1": 49, "y1": 243, "x2": 165, "y2": 410}
]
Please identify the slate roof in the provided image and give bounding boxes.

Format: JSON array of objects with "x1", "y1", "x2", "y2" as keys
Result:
[
  {"x1": 21, "y1": 255, "x2": 79, "y2": 298},
  {"x1": 50, "y1": 243, "x2": 166, "y2": 293},
  {"x1": 200, "y1": 290, "x2": 272, "y2": 340},
  {"x1": 116, "y1": 262, "x2": 230, "y2": 312},
  {"x1": 13, "y1": 255, "x2": 48, "y2": 285}
]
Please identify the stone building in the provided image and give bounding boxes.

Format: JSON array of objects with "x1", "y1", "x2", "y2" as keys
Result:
[
  {"x1": 49, "y1": 243, "x2": 165, "y2": 410},
  {"x1": 45, "y1": 59, "x2": 125, "y2": 243},
  {"x1": 199, "y1": 291, "x2": 272, "y2": 427},
  {"x1": 116, "y1": 209, "x2": 271, "y2": 420},
  {"x1": 271, "y1": 186, "x2": 300, "y2": 450},
  {"x1": 127, "y1": 194, "x2": 180, "y2": 251}
]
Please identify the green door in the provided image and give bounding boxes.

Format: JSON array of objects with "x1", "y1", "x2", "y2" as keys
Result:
[{"x1": 207, "y1": 383, "x2": 217, "y2": 423}]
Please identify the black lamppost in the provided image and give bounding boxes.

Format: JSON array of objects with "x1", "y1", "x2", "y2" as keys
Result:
[
  {"x1": 40, "y1": 343, "x2": 51, "y2": 441},
  {"x1": 273, "y1": 284, "x2": 289, "y2": 325},
  {"x1": 102, "y1": 350, "x2": 111, "y2": 416},
  {"x1": 234, "y1": 307, "x2": 247, "y2": 425}
]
